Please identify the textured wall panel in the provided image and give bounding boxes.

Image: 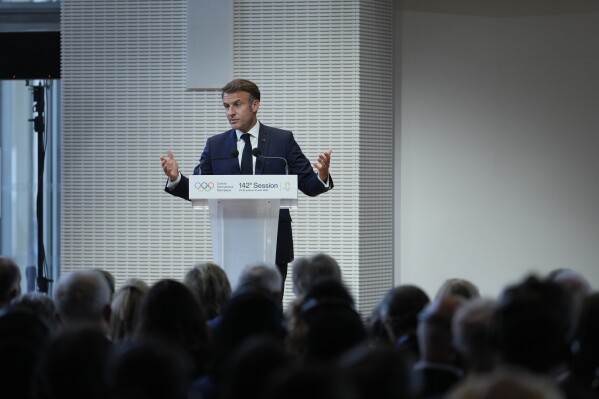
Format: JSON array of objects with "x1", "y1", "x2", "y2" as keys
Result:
[{"x1": 357, "y1": 0, "x2": 395, "y2": 313}]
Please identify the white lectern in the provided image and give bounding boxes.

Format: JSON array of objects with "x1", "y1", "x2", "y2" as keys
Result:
[{"x1": 189, "y1": 175, "x2": 298, "y2": 288}]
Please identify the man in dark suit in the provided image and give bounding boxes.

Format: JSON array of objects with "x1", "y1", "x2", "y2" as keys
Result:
[{"x1": 160, "y1": 79, "x2": 333, "y2": 291}]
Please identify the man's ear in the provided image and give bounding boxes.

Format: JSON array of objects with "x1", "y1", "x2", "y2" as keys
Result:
[{"x1": 252, "y1": 99, "x2": 260, "y2": 113}]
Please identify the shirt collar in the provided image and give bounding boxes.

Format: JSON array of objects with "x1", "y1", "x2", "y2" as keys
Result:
[{"x1": 236, "y1": 121, "x2": 261, "y2": 141}]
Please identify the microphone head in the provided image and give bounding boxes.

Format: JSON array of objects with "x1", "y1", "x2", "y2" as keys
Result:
[
  {"x1": 252, "y1": 148, "x2": 262, "y2": 157},
  {"x1": 230, "y1": 149, "x2": 240, "y2": 157}
]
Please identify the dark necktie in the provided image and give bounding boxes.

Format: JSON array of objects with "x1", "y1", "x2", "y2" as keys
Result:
[{"x1": 240, "y1": 133, "x2": 253, "y2": 175}]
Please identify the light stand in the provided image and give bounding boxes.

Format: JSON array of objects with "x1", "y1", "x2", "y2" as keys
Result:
[{"x1": 29, "y1": 82, "x2": 52, "y2": 293}]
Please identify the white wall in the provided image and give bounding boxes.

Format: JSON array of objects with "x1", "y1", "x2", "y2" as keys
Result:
[{"x1": 396, "y1": 10, "x2": 599, "y2": 298}]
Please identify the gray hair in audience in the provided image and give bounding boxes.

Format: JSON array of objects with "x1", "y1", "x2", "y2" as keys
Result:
[
  {"x1": 452, "y1": 298, "x2": 497, "y2": 373},
  {"x1": 447, "y1": 367, "x2": 564, "y2": 399},
  {"x1": 436, "y1": 278, "x2": 480, "y2": 301},
  {"x1": 291, "y1": 253, "x2": 342, "y2": 297},
  {"x1": 54, "y1": 270, "x2": 112, "y2": 328},
  {"x1": 237, "y1": 264, "x2": 282, "y2": 297},
  {"x1": 0, "y1": 257, "x2": 21, "y2": 307},
  {"x1": 184, "y1": 261, "x2": 231, "y2": 319}
]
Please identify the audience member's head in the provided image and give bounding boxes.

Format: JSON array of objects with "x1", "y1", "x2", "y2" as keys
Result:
[
  {"x1": 299, "y1": 279, "x2": 366, "y2": 361},
  {"x1": 417, "y1": 294, "x2": 464, "y2": 365},
  {"x1": 221, "y1": 336, "x2": 296, "y2": 399},
  {"x1": 94, "y1": 268, "x2": 116, "y2": 299},
  {"x1": 110, "y1": 278, "x2": 149, "y2": 342},
  {"x1": 436, "y1": 278, "x2": 480, "y2": 301},
  {"x1": 292, "y1": 253, "x2": 342, "y2": 297},
  {"x1": 413, "y1": 295, "x2": 465, "y2": 398},
  {"x1": 10, "y1": 292, "x2": 58, "y2": 333},
  {"x1": 237, "y1": 263, "x2": 282, "y2": 300},
  {"x1": 108, "y1": 338, "x2": 193, "y2": 399},
  {"x1": 547, "y1": 268, "x2": 591, "y2": 326},
  {"x1": 547, "y1": 268, "x2": 591, "y2": 296},
  {"x1": 0, "y1": 307, "x2": 52, "y2": 399},
  {"x1": 448, "y1": 367, "x2": 564, "y2": 399},
  {"x1": 137, "y1": 279, "x2": 212, "y2": 376},
  {"x1": 0, "y1": 257, "x2": 21, "y2": 308},
  {"x1": 374, "y1": 285, "x2": 430, "y2": 349},
  {"x1": 339, "y1": 344, "x2": 412, "y2": 399},
  {"x1": 184, "y1": 261, "x2": 231, "y2": 319},
  {"x1": 560, "y1": 291, "x2": 599, "y2": 398},
  {"x1": 452, "y1": 298, "x2": 497, "y2": 373},
  {"x1": 492, "y1": 275, "x2": 573, "y2": 375},
  {"x1": 215, "y1": 287, "x2": 286, "y2": 372},
  {"x1": 53, "y1": 269, "x2": 112, "y2": 332},
  {"x1": 36, "y1": 327, "x2": 113, "y2": 399},
  {"x1": 263, "y1": 362, "x2": 355, "y2": 399}
]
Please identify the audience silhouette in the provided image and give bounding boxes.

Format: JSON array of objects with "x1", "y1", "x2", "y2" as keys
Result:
[{"x1": 1, "y1": 254, "x2": 597, "y2": 399}]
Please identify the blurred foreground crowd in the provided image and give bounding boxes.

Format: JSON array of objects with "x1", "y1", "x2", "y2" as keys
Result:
[{"x1": 0, "y1": 255, "x2": 597, "y2": 399}]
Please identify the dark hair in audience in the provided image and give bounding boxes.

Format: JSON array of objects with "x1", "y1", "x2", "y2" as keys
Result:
[
  {"x1": 137, "y1": 279, "x2": 213, "y2": 376},
  {"x1": 221, "y1": 336, "x2": 295, "y2": 399},
  {"x1": 184, "y1": 261, "x2": 231, "y2": 319},
  {"x1": 300, "y1": 279, "x2": 366, "y2": 361},
  {"x1": 375, "y1": 285, "x2": 430, "y2": 345},
  {"x1": 492, "y1": 275, "x2": 573, "y2": 374},
  {"x1": 0, "y1": 257, "x2": 21, "y2": 307},
  {"x1": 10, "y1": 292, "x2": 58, "y2": 333},
  {"x1": 215, "y1": 287, "x2": 286, "y2": 372},
  {"x1": 292, "y1": 253, "x2": 342, "y2": 297},
  {"x1": 108, "y1": 338, "x2": 193, "y2": 399},
  {"x1": 0, "y1": 307, "x2": 52, "y2": 399},
  {"x1": 339, "y1": 344, "x2": 412, "y2": 399},
  {"x1": 263, "y1": 362, "x2": 355, "y2": 399},
  {"x1": 110, "y1": 278, "x2": 149, "y2": 342},
  {"x1": 36, "y1": 327, "x2": 113, "y2": 399},
  {"x1": 569, "y1": 292, "x2": 599, "y2": 375}
]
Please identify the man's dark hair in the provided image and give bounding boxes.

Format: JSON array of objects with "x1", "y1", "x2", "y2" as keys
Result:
[
  {"x1": 222, "y1": 78, "x2": 261, "y2": 101},
  {"x1": 492, "y1": 275, "x2": 573, "y2": 374}
]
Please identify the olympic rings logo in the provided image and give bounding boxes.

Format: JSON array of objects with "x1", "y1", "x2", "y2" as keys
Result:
[{"x1": 195, "y1": 181, "x2": 215, "y2": 191}]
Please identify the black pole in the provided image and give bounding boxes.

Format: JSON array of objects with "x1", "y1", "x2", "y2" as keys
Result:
[{"x1": 31, "y1": 84, "x2": 50, "y2": 293}]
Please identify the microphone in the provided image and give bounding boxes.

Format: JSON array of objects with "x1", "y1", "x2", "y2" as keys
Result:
[
  {"x1": 197, "y1": 149, "x2": 240, "y2": 175},
  {"x1": 252, "y1": 148, "x2": 289, "y2": 175}
]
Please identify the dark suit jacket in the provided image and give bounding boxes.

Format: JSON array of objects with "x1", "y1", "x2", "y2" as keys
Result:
[{"x1": 165, "y1": 123, "x2": 333, "y2": 264}]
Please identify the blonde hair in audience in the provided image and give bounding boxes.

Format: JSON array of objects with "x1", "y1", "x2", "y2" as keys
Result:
[{"x1": 110, "y1": 278, "x2": 149, "y2": 342}]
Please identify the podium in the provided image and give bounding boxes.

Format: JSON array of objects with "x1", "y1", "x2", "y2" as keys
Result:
[{"x1": 189, "y1": 175, "x2": 298, "y2": 288}]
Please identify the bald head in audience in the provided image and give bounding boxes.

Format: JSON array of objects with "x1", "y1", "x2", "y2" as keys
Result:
[{"x1": 54, "y1": 270, "x2": 112, "y2": 333}]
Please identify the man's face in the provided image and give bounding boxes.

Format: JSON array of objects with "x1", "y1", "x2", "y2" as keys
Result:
[{"x1": 223, "y1": 91, "x2": 260, "y2": 133}]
